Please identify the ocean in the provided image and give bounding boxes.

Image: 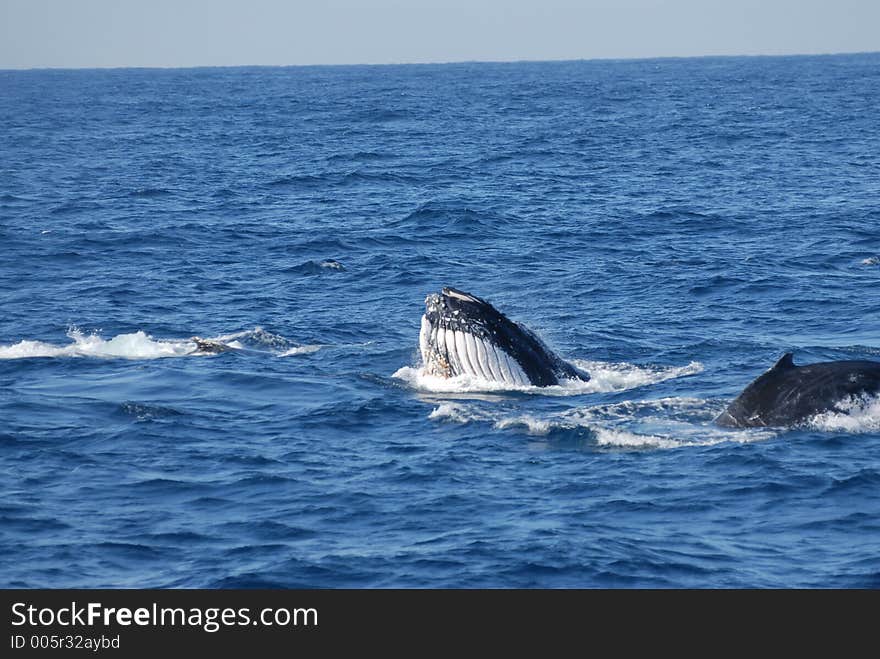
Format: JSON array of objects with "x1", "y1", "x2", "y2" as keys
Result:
[{"x1": 1, "y1": 54, "x2": 879, "y2": 588}]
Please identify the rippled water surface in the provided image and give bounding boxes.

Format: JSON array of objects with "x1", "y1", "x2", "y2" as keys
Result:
[{"x1": 2, "y1": 55, "x2": 879, "y2": 587}]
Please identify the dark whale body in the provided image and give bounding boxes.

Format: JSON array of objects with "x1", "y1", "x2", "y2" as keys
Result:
[
  {"x1": 420, "y1": 287, "x2": 589, "y2": 386},
  {"x1": 715, "y1": 353, "x2": 880, "y2": 428}
]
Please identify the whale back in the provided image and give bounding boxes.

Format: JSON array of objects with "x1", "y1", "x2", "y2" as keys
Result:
[{"x1": 716, "y1": 353, "x2": 880, "y2": 427}]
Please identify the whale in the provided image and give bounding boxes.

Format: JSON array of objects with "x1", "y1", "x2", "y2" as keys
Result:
[
  {"x1": 715, "y1": 353, "x2": 880, "y2": 428},
  {"x1": 419, "y1": 287, "x2": 589, "y2": 386},
  {"x1": 191, "y1": 337, "x2": 236, "y2": 354}
]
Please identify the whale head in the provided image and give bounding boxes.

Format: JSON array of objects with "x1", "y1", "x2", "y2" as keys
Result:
[{"x1": 419, "y1": 287, "x2": 588, "y2": 387}]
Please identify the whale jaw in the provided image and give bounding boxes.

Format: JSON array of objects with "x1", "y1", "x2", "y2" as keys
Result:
[
  {"x1": 420, "y1": 313, "x2": 532, "y2": 386},
  {"x1": 419, "y1": 287, "x2": 588, "y2": 387}
]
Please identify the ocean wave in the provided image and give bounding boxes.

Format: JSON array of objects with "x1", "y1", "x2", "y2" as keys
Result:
[
  {"x1": 267, "y1": 173, "x2": 326, "y2": 188},
  {"x1": 118, "y1": 402, "x2": 184, "y2": 421},
  {"x1": 349, "y1": 107, "x2": 411, "y2": 123},
  {"x1": 426, "y1": 396, "x2": 775, "y2": 450},
  {"x1": 278, "y1": 345, "x2": 323, "y2": 357},
  {"x1": 389, "y1": 201, "x2": 510, "y2": 234},
  {"x1": 326, "y1": 150, "x2": 394, "y2": 163},
  {"x1": 340, "y1": 170, "x2": 417, "y2": 186},
  {"x1": 591, "y1": 428, "x2": 684, "y2": 450},
  {"x1": 283, "y1": 259, "x2": 346, "y2": 275},
  {"x1": 569, "y1": 359, "x2": 703, "y2": 393},
  {"x1": 128, "y1": 187, "x2": 173, "y2": 198},
  {"x1": 425, "y1": 389, "x2": 880, "y2": 445},
  {"x1": 427, "y1": 403, "x2": 493, "y2": 424},
  {"x1": 0, "y1": 329, "x2": 194, "y2": 360},
  {"x1": 0, "y1": 326, "x2": 320, "y2": 360},
  {"x1": 493, "y1": 414, "x2": 554, "y2": 434},
  {"x1": 555, "y1": 398, "x2": 774, "y2": 449}
]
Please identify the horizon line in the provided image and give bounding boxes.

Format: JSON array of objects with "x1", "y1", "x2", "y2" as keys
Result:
[{"x1": 2, "y1": 48, "x2": 879, "y2": 73}]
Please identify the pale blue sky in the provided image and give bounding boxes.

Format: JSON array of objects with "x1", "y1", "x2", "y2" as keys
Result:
[{"x1": 2, "y1": 0, "x2": 879, "y2": 69}]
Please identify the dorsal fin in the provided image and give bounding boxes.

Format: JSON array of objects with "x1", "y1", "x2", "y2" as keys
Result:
[{"x1": 772, "y1": 352, "x2": 795, "y2": 370}]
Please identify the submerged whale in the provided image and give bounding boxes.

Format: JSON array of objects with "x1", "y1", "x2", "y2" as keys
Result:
[
  {"x1": 715, "y1": 353, "x2": 880, "y2": 428},
  {"x1": 191, "y1": 337, "x2": 235, "y2": 354},
  {"x1": 419, "y1": 287, "x2": 589, "y2": 386}
]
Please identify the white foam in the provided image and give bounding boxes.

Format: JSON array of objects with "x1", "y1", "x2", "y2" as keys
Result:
[
  {"x1": 807, "y1": 394, "x2": 880, "y2": 433},
  {"x1": 0, "y1": 339, "x2": 68, "y2": 359},
  {"x1": 419, "y1": 386, "x2": 877, "y2": 448},
  {"x1": 860, "y1": 256, "x2": 880, "y2": 266},
  {"x1": 0, "y1": 328, "x2": 193, "y2": 360},
  {"x1": 419, "y1": 393, "x2": 777, "y2": 450},
  {"x1": 394, "y1": 358, "x2": 703, "y2": 396},
  {"x1": 566, "y1": 359, "x2": 704, "y2": 394},
  {"x1": 493, "y1": 415, "x2": 553, "y2": 434},
  {"x1": 278, "y1": 345, "x2": 322, "y2": 356},
  {"x1": 427, "y1": 403, "x2": 493, "y2": 424},
  {"x1": 0, "y1": 326, "x2": 321, "y2": 361},
  {"x1": 561, "y1": 396, "x2": 713, "y2": 420},
  {"x1": 592, "y1": 428, "x2": 683, "y2": 449},
  {"x1": 556, "y1": 397, "x2": 774, "y2": 447},
  {"x1": 392, "y1": 365, "x2": 531, "y2": 393}
]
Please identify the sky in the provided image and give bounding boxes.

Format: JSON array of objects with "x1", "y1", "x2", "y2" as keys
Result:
[{"x1": 1, "y1": 0, "x2": 879, "y2": 69}]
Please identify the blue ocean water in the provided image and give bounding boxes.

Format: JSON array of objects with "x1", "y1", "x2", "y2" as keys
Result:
[{"x1": 2, "y1": 54, "x2": 879, "y2": 588}]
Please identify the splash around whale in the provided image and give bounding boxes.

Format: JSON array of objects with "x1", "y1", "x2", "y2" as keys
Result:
[{"x1": 419, "y1": 287, "x2": 589, "y2": 387}]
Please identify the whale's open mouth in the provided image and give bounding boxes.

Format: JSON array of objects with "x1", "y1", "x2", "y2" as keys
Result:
[{"x1": 419, "y1": 287, "x2": 588, "y2": 387}]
